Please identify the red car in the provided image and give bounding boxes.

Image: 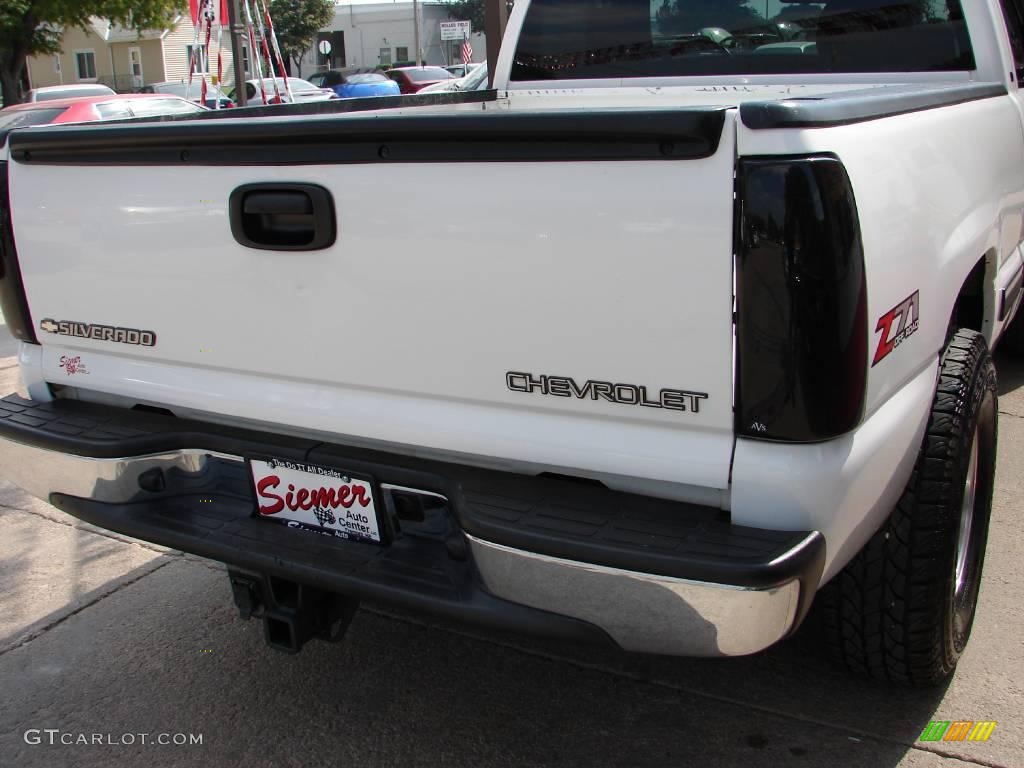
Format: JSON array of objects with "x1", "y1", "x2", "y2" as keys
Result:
[
  {"x1": 0, "y1": 93, "x2": 206, "y2": 144},
  {"x1": 385, "y1": 66, "x2": 454, "y2": 94}
]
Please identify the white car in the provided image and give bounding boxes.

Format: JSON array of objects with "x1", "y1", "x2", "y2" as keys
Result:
[
  {"x1": 139, "y1": 80, "x2": 235, "y2": 110},
  {"x1": 418, "y1": 63, "x2": 488, "y2": 94},
  {"x1": 26, "y1": 84, "x2": 116, "y2": 102},
  {"x1": 234, "y1": 77, "x2": 336, "y2": 105},
  {"x1": 444, "y1": 63, "x2": 481, "y2": 78}
]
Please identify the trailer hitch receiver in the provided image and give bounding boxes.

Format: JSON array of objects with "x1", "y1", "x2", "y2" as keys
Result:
[{"x1": 228, "y1": 570, "x2": 359, "y2": 653}]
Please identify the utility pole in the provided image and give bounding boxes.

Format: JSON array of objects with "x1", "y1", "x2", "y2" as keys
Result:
[
  {"x1": 485, "y1": 0, "x2": 507, "y2": 87},
  {"x1": 413, "y1": 0, "x2": 422, "y2": 66},
  {"x1": 228, "y1": 0, "x2": 248, "y2": 106}
]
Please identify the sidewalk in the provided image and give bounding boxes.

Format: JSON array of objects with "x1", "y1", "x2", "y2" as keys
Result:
[{"x1": 0, "y1": 353, "x2": 1021, "y2": 767}]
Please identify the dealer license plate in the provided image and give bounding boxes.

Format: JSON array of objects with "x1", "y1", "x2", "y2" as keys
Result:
[{"x1": 248, "y1": 457, "x2": 382, "y2": 543}]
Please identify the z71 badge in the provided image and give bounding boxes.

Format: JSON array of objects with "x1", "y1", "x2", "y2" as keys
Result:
[
  {"x1": 872, "y1": 291, "x2": 920, "y2": 366},
  {"x1": 39, "y1": 318, "x2": 156, "y2": 347}
]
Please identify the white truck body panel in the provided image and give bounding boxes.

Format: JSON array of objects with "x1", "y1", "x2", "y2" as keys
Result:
[
  {"x1": 9, "y1": 117, "x2": 740, "y2": 495},
  {"x1": 8, "y1": 82, "x2": 1024, "y2": 515},
  {"x1": 732, "y1": 361, "x2": 937, "y2": 581},
  {"x1": 735, "y1": 89, "x2": 1024, "y2": 417}
]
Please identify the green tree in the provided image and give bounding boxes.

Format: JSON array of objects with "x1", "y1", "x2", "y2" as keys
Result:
[
  {"x1": 0, "y1": 0, "x2": 184, "y2": 106},
  {"x1": 442, "y1": 0, "x2": 485, "y2": 33},
  {"x1": 268, "y1": 0, "x2": 333, "y2": 75}
]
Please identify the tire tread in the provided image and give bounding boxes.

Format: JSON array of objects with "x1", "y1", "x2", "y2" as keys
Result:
[{"x1": 820, "y1": 329, "x2": 996, "y2": 686}]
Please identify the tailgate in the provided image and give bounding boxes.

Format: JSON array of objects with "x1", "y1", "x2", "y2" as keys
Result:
[{"x1": 7, "y1": 109, "x2": 738, "y2": 494}]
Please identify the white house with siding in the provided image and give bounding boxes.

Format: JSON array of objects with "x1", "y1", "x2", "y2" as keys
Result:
[{"x1": 25, "y1": 15, "x2": 241, "y2": 93}]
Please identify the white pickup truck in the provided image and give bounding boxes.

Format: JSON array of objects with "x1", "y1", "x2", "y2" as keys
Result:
[{"x1": 1, "y1": 0, "x2": 1023, "y2": 687}]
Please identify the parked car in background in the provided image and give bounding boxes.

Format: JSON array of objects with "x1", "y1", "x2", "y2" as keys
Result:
[
  {"x1": 139, "y1": 80, "x2": 235, "y2": 109},
  {"x1": 0, "y1": 94, "x2": 206, "y2": 145},
  {"x1": 385, "y1": 66, "x2": 454, "y2": 94},
  {"x1": 0, "y1": 106, "x2": 70, "y2": 146},
  {"x1": 307, "y1": 68, "x2": 401, "y2": 99},
  {"x1": 444, "y1": 63, "x2": 480, "y2": 78},
  {"x1": 25, "y1": 84, "x2": 115, "y2": 102},
  {"x1": 418, "y1": 63, "x2": 489, "y2": 94},
  {"x1": 230, "y1": 77, "x2": 336, "y2": 105}
]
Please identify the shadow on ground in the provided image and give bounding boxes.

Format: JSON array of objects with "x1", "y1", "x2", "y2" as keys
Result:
[
  {"x1": 0, "y1": 560, "x2": 961, "y2": 768},
  {"x1": 0, "y1": 351, "x2": 1020, "y2": 767},
  {"x1": 996, "y1": 348, "x2": 1024, "y2": 396}
]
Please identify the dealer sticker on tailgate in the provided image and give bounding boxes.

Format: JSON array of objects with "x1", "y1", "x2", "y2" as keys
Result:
[{"x1": 249, "y1": 458, "x2": 382, "y2": 543}]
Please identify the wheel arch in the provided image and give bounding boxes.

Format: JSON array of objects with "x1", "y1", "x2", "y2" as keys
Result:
[
  {"x1": 946, "y1": 252, "x2": 995, "y2": 335},
  {"x1": 950, "y1": 250, "x2": 994, "y2": 339}
]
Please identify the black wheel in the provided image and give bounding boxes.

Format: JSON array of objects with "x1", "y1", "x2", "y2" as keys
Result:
[
  {"x1": 820, "y1": 329, "x2": 998, "y2": 686},
  {"x1": 1001, "y1": 306, "x2": 1024, "y2": 356}
]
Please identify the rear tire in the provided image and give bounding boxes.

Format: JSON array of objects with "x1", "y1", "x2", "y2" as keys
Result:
[{"x1": 820, "y1": 329, "x2": 997, "y2": 686}]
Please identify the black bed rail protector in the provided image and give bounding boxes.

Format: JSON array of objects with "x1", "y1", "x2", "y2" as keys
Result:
[
  {"x1": 740, "y1": 82, "x2": 1006, "y2": 130},
  {"x1": 7, "y1": 107, "x2": 727, "y2": 165}
]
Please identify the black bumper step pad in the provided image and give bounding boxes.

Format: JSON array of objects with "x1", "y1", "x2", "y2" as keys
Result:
[{"x1": 1, "y1": 392, "x2": 824, "y2": 590}]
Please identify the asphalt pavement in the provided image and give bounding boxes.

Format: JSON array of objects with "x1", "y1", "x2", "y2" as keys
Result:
[{"x1": 0, "y1": 329, "x2": 1021, "y2": 768}]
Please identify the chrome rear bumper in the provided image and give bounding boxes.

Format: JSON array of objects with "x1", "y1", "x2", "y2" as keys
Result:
[
  {"x1": 468, "y1": 535, "x2": 808, "y2": 656},
  {"x1": 0, "y1": 394, "x2": 825, "y2": 657}
]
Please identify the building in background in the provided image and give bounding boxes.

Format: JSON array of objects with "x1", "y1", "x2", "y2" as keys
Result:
[
  {"x1": 24, "y1": 15, "x2": 239, "y2": 93},
  {"x1": 298, "y1": 2, "x2": 486, "y2": 73}
]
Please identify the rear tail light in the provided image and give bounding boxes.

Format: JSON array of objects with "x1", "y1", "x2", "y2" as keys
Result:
[
  {"x1": 0, "y1": 161, "x2": 38, "y2": 344},
  {"x1": 735, "y1": 155, "x2": 867, "y2": 442}
]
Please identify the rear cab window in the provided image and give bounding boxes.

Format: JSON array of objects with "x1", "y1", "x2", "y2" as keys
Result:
[
  {"x1": 996, "y1": 0, "x2": 1024, "y2": 76},
  {"x1": 512, "y1": 0, "x2": 975, "y2": 80}
]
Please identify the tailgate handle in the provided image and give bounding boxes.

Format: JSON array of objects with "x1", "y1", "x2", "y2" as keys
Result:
[{"x1": 229, "y1": 183, "x2": 336, "y2": 251}]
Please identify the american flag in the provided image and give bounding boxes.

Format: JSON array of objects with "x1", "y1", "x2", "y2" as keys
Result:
[{"x1": 461, "y1": 38, "x2": 473, "y2": 65}]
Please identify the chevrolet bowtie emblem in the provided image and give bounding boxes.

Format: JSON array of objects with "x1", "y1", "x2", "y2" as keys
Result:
[{"x1": 39, "y1": 319, "x2": 59, "y2": 334}]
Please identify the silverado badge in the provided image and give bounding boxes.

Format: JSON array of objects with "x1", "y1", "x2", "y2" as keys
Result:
[{"x1": 38, "y1": 318, "x2": 157, "y2": 347}]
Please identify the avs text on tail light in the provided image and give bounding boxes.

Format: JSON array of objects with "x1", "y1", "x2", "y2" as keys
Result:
[
  {"x1": 0, "y1": 161, "x2": 38, "y2": 345},
  {"x1": 735, "y1": 155, "x2": 867, "y2": 442}
]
